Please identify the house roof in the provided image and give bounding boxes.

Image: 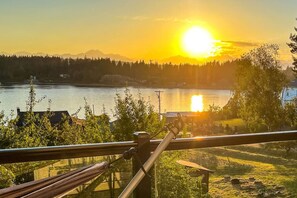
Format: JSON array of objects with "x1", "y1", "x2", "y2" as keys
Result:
[
  {"x1": 163, "y1": 112, "x2": 199, "y2": 118},
  {"x1": 163, "y1": 111, "x2": 208, "y2": 118},
  {"x1": 16, "y1": 110, "x2": 72, "y2": 127}
]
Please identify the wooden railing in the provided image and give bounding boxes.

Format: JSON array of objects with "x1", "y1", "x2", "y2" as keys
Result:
[
  {"x1": 1, "y1": 130, "x2": 297, "y2": 197},
  {"x1": 1, "y1": 130, "x2": 297, "y2": 164}
]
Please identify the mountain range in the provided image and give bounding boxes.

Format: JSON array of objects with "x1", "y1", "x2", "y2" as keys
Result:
[
  {"x1": 0, "y1": 50, "x2": 132, "y2": 62},
  {"x1": 2, "y1": 49, "x2": 290, "y2": 66}
]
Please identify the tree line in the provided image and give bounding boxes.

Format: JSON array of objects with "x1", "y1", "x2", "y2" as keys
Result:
[{"x1": 0, "y1": 55, "x2": 239, "y2": 89}]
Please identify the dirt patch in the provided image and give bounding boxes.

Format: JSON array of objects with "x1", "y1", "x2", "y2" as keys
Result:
[{"x1": 213, "y1": 176, "x2": 292, "y2": 197}]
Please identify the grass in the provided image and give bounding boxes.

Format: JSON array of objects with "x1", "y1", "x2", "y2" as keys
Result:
[
  {"x1": 187, "y1": 145, "x2": 297, "y2": 197},
  {"x1": 215, "y1": 119, "x2": 245, "y2": 128}
]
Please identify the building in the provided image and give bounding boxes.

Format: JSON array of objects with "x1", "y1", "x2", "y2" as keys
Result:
[
  {"x1": 16, "y1": 108, "x2": 72, "y2": 127},
  {"x1": 162, "y1": 111, "x2": 209, "y2": 124},
  {"x1": 281, "y1": 80, "x2": 297, "y2": 105}
]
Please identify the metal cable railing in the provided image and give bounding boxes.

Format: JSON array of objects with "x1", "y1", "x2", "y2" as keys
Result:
[
  {"x1": 1, "y1": 130, "x2": 297, "y2": 164},
  {"x1": 0, "y1": 130, "x2": 297, "y2": 197}
]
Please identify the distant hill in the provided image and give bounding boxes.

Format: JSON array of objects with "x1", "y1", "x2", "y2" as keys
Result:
[
  {"x1": 1, "y1": 50, "x2": 132, "y2": 62},
  {"x1": 55, "y1": 50, "x2": 132, "y2": 62}
]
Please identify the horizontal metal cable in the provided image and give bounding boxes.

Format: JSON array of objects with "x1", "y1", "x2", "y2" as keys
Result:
[{"x1": 1, "y1": 130, "x2": 297, "y2": 164}]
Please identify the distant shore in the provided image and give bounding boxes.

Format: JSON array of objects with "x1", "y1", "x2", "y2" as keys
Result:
[{"x1": 1, "y1": 81, "x2": 232, "y2": 90}]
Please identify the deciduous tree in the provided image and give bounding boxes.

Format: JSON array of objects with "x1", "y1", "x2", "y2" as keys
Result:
[
  {"x1": 234, "y1": 45, "x2": 288, "y2": 131},
  {"x1": 112, "y1": 89, "x2": 163, "y2": 141}
]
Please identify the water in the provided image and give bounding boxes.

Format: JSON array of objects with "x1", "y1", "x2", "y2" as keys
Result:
[{"x1": 0, "y1": 85, "x2": 232, "y2": 120}]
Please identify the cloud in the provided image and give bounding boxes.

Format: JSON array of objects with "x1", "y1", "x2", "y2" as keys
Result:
[
  {"x1": 119, "y1": 15, "x2": 149, "y2": 21},
  {"x1": 154, "y1": 17, "x2": 204, "y2": 24},
  {"x1": 221, "y1": 40, "x2": 259, "y2": 47},
  {"x1": 215, "y1": 40, "x2": 260, "y2": 57},
  {"x1": 119, "y1": 15, "x2": 204, "y2": 24}
]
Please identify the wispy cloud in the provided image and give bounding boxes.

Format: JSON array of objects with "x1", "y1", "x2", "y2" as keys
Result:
[
  {"x1": 119, "y1": 15, "x2": 204, "y2": 24},
  {"x1": 119, "y1": 15, "x2": 149, "y2": 21},
  {"x1": 221, "y1": 40, "x2": 259, "y2": 47},
  {"x1": 214, "y1": 40, "x2": 261, "y2": 59},
  {"x1": 154, "y1": 17, "x2": 204, "y2": 24}
]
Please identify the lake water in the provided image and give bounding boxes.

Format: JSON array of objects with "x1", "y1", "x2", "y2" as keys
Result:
[{"x1": 0, "y1": 85, "x2": 232, "y2": 120}]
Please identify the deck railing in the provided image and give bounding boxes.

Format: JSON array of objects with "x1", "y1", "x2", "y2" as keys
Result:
[{"x1": 1, "y1": 130, "x2": 297, "y2": 197}]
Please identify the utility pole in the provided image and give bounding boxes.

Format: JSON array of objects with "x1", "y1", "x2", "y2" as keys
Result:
[
  {"x1": 155, "y1": 90, "x2": 163, "y2": 120},
  {"x1": 154, "y1": 89, "x2": 163, "y2": 198}
]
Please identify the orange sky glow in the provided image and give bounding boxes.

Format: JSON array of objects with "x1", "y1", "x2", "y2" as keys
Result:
[{"x1": 0, "y1": 0, "x2": 296, "y2": 65}]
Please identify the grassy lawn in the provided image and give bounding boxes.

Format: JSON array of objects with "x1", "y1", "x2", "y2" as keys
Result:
[
  {"x1": 187, "y1": 144, "x2": 297, "y2": 197},
  {"x1": 215, "y1": 119, "x2": 245, "y2": 128}
]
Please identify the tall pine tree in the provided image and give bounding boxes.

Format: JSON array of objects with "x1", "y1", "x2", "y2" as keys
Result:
[{"x1": 288, "y1": 19, "x2": 297, "y2": 73}]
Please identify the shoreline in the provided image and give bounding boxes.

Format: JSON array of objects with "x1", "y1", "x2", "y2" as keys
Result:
[{"x1": 1, "y1": 82, "x2": 233, "y2": 91}]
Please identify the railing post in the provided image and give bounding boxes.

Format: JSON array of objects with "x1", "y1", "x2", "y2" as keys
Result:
[
  {"x1": 133, "y1": 131, "x2": 151, "y2": 198},
  {"x1": 201, "y1": 172, "x2": 210, "y2": 194}
]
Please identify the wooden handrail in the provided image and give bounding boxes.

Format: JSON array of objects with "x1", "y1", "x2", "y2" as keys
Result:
[{"x1": 1, "y1": 130, "x2": 297, "y2": 164}]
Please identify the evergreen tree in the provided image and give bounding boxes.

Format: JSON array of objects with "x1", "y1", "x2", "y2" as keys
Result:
[{"x1": 288, "y1": 19, "x2": 297, "y2": 73}]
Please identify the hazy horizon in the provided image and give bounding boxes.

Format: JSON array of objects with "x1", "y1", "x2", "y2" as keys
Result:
[{"x1": 0, "y1": 0, "x2": 296, "y2": 65}]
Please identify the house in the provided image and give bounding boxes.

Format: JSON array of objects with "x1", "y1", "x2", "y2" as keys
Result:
[
  {"x1": 25, "y1": 76, "x2": 39, "y2": 84},
  {"x1": 162, "y1": 111, "x2": 209, "y2": 123},
  {"x1": 16, "y1": 108, "x2": 72, "y2": 127},
  {"x1": 281, "y1": 80, "x2": 297, "y2": 105}
]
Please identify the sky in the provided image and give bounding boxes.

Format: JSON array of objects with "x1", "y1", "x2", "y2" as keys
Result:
[{"x1": 0, "y1": 0, "x2": 296, "y2": 64}]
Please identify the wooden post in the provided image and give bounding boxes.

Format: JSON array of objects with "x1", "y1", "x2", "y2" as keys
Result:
[
  {"x1": 133, "y1": 132, "x2": 151, "y2": 198},
  {"x1": 201, "y1": 172, "x2": 209, "y2": 193}
]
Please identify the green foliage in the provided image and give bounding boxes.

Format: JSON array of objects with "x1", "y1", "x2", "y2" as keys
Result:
[
  {"x1": 233, "y1": 44, "x2": 288, "y2": 132},
  {"x1": 265, "y1": 98, "x2": 297, "y2": 154},
  {"x1": 47, "y1": 114, "x2": 83, "y2": 146},
  {"x1": 0, "y1": 111, "x2": 16, "y2": 148},
  {"x1": 208, "y1": 104, "x2": 222, "y2": 122},
  {"x1": 283, "y1": 98, "x2": 297, "y2": 128},
  {"x1": 0, "y1": 166, "x2": 15, "y2": 188},
  {"x1": 82, "y1": 99, "x2": 113, "y2": 143},
  {"x1": 156, "y1": 151, "x2": 205, "y2": 198},
  {"x1": 221, "y1": 93, "x2": 241, "y2": 119},
  {"x1": 112, "y1": 89, "x2": 163, "y2": 141},
  {"x1": 280, "y1": 99, "x2": 297, "y2": 155},
  {"x1": 13, "y1": 112, "x2": 50, "y2": 148}
]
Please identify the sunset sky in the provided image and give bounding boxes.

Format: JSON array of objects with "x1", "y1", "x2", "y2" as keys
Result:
[{"x1": 0, "y1": 0, "x2": 296, "y2": 64}]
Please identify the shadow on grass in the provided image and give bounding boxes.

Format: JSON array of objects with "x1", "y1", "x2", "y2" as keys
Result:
[
  {"x1": 217, "y1": 161, "x2": 253, "y2": 176},
  {"x1": 202, "y1": 147, "x2": 297, "y2": 168},
  {"x1": 189, "y1": 150, "x2": 253, "y2": 176},
  {"x1": 231, "y1": 145, "x2": 297, "y2": 160},
  {"x1": 189, "y1": 151, "x2": 219, "y2": 170}
]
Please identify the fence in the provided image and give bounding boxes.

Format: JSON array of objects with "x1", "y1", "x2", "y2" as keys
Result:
[{"x1": 1, "y1": 130, "x2": 297, "y2": 197}]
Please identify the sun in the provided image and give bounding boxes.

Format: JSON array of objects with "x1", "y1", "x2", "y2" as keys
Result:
[{"x1": 182, "y1": 26, "x2": 216, "y2": 57}]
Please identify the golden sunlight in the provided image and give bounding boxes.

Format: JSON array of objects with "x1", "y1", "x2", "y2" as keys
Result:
[
  {"x1": 191, "y1": 95, "x2": 203, "y2": 112},
  {"x1": 182, "y1": 26, "x2": 216, "y2": 57}
]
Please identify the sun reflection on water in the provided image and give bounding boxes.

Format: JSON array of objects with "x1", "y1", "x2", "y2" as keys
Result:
[{"x1": 191, "y1": 95, "x2": 203, "y2": 112}]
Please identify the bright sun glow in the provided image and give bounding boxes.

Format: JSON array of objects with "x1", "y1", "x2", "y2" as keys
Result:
[
  {"x1": 182, "y1": 26, "x2": 215, "y2": 57},
  {"x1": 191, "y1": 95, "x2": 203, "y2": 112}
]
